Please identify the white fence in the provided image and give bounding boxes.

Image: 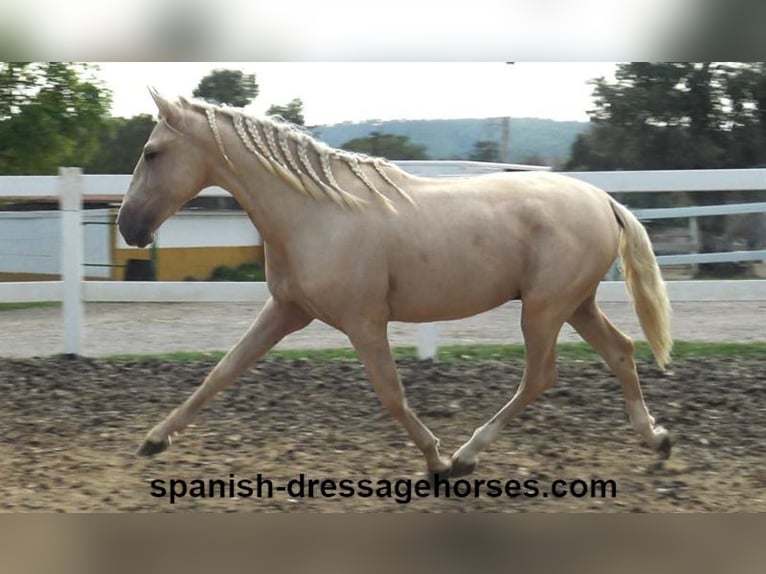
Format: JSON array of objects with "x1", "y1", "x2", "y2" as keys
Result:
[
  {"x1": 1, "y1": 164, "x2": 765, "y2": 358},
  {"x1": 0, "y1": 209, "x2": 113, "y2": 278}
]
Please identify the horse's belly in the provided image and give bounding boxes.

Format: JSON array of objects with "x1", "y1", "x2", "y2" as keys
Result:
[{"x1": 386, "y1": 268, "x2": 518, "y2": 322}]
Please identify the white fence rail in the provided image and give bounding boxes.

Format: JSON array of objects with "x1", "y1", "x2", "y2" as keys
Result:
[
  {"x1": 4, "y1": 277, "x2": 765, "y2": 306},
  {"x1": 2, "y1": 165, "x2": 765, "y2": 358}
]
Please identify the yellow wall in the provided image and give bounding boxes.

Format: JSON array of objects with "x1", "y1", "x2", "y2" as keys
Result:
[
  {"x1": 108, "y1": 209, "x2": 265, "y2": 281},
  {"x1": 112, "y1": 245, "x2": 265, "y2": 281}
]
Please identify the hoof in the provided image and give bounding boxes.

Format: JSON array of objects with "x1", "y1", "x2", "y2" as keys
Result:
[
  {"x1": 655, "y1": 435, "x2": 672, "y2": 460},
  {"x1": 450, "y1": 457, "x2": 478, "y2": 478},
  {"x1": 136, "y1": 437, "x2": 170, "y2": 457},
  {"x1": 426, "y1": 458, "x2": 454, "y2": 483}
]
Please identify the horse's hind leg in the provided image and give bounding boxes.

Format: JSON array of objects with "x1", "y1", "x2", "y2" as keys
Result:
[
  {"x1": 137, "y1": 297, "x2": 312, "y2": 456},
  {"x1": 451, "y1": 302, "x2": 562, "y2": 477},
  {"x1": 347, "y1": 323, "x2": 452, "y2": 477},
  {"x1": 567, "y1": 294, "x2": 671, "y2": 458}
]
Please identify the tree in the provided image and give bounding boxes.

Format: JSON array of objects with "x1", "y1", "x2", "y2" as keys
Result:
[
  {"x1": 566, "y1": 62, "x2": 766, "y2": 171},
  {"x1": 266, "y1": 98, "x2": 305, "y2": 126},
  {"x1": 468, "y1": 140, "x2": 501, "y2": 162},
  {"x1": 192, "y1": 69, "x2": 258, "y2": 107},
  {"x1": 519, "y1": 154, "x2": 551, "y2": 167},
  {"x1": 0, "y1": 62, "x2": 112, "y2": 175},
  {"x1": 341, "y1": 131, "x2": 429, "y2": 160},
  {"x1": 0, "y1": 62, "x2": 40, "y2": 120},
  {"x1": 85, "y1": 114, "x2": 156, "y2": 174}
]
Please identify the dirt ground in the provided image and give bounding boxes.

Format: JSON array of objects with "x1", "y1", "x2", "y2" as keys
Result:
[{"x1": 0, "y1": 354, "x2": 764, "y2": 512}]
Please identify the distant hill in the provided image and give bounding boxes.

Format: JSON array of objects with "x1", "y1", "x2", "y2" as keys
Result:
[{"x1": 311, "y1": 117, "x2": 589, "y2": 165}]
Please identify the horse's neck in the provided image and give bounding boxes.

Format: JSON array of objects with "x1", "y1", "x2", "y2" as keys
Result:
[{"x1": 206, "y1": 124, "x2": 313, "y2": 250}]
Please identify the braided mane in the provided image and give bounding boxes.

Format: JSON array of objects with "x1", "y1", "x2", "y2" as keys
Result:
[{"x1": 183, "y1": 98, "x2": 414, "y2": 211}]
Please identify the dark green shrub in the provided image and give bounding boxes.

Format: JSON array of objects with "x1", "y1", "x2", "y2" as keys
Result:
[{"x1": 207, "y1": 262, "x2": 266, "y2": 281}]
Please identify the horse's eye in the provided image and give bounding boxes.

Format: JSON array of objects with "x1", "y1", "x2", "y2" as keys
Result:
[{"x1": 144, "y1": 149, "x2": 159, "y2": 161}]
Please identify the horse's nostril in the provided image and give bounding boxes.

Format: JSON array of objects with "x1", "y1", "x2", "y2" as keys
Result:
[
  {"x1": 117, "y1": 215, "x2": 134, "y2": 244},
  {"x1": 117, "y1": 212, "x2": 151, "y2": 248}
]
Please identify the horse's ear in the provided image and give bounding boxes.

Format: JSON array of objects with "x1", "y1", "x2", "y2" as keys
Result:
[{"x1": 148, "y1": 87, "x2": 183, "y2": 127}]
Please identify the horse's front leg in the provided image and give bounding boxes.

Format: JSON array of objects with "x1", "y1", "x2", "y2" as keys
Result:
[
  {"x1": 137, "y1": 297, "x2": 312, "y2": 456},
  {"x1": 347, "y1": 323, "x2": 452, "y2": 477}
]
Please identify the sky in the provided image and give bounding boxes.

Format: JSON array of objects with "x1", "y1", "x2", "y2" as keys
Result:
[{"x1": 93, "y1": 62, "x2": 619, "y2": 126}]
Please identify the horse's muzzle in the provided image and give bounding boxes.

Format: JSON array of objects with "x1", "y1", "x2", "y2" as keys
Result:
[{"x1": 117, "y1": 208, "x2": 154, "y2": 248}]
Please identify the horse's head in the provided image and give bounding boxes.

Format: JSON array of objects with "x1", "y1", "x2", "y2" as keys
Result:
[{"x1": 117, "y1": 89, "x2": 212, "y2": 248}]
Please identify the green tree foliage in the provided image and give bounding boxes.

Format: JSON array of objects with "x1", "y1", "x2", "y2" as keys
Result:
[
  {"x1": 566, "y1": 62, "x2": 766, "y2": 171},
  {"x1": 85, "y1": 114, "x2": 156, "y2": 174},
  {"x1": 192, "y1": 69, "x2": 258, "y2": 107},
  {"x1": 0, "y1": 62, "x2": 111, "y2": 175},
  {"x1": 266, "y1": 98, "x2": 305, "y2": 126},
  {"x1": 341, "y1": 131, "x2": 429, "y2": 160},
  {"x1": 0, "y1": 62, "x2": 38, "y2": 119},
  {"x1": 468, "y1": 140, "x2": 501, "y2": 162}
]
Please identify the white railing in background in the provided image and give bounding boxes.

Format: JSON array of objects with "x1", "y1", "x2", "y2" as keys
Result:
[{"x1": 1, "y1": 164, "x2": 765, "y2": 358}]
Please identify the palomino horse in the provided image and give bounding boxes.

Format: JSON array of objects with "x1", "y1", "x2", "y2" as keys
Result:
[{"x1": 118, "y1": 89, "x2": 673, "y2": 477}]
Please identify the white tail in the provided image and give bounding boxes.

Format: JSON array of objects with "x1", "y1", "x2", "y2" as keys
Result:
[{"x1": 610, "y1": 198, "x2": 673, "y2": 369}]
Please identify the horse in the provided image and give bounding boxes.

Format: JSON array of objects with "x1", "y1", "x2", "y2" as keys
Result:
[{"x1": 117, "y1": 89, "x2": 673, "y2": 478}]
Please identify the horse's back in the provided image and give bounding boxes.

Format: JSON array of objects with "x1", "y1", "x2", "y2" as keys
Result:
[{"x1": 401, "y1": 170, "x2": 619, "y2": 258}]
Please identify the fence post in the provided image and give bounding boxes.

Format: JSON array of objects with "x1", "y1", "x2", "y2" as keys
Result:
[
  {"x1": 689, "y1": 215, "x2": 700, "y2": 276},
  {"x1": 59, "y1": 167, "x2": 83, "y2": 356},
  {"x1": 416, "y1": 323, "x2": 438, "y2": 360}
]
